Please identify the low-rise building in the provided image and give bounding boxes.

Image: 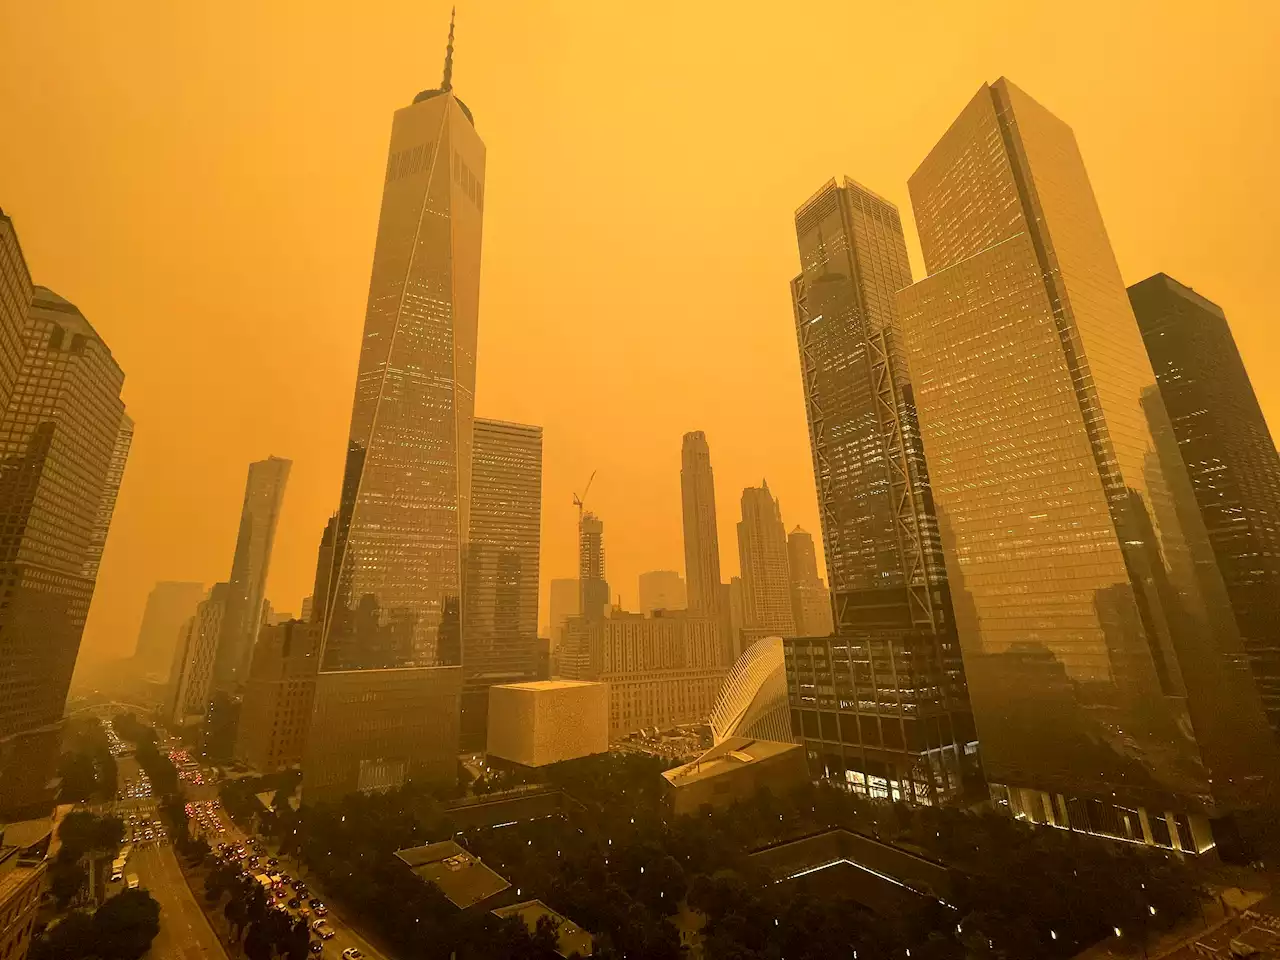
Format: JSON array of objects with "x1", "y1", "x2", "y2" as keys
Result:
[
  {"x1": 394, "y1": 841, "x2": 510, "y2": 910},
  {"x1": 661, "y1": 736, "x2": 807, "y2": 815},
  {"x1": 486, "y1": 680, "x2": 608, "y2": 768},
  {"x1": 0, "y1": 844, "x2": 47, "y2": 960},
  {"x1": 492, "y1": 900, "x2": 594, "y2": 957}
]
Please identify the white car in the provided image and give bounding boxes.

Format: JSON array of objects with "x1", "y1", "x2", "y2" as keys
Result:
[
  {"x1": 312, "y1": 921, "x2": 335, "y2": 940},
  {"x1": 342, "y1": 951, "x2": 364, "y2": 960}
]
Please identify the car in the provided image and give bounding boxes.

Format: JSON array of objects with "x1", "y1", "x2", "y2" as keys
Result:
[
  {"x1": 308, "y1": 944, "x2": 323, "y2": 955},
  {"x1": 311, "y1": 921, "x2": 334, "y2": 940},
  {"x1": 298, "y1": 906, "x2": 310, "y2": 919},
  {"x1": 288, "y1": 898, "x2": 300, "y2": 909},
  {"x1": 267, "y1": 858, "x2": 279, "y2": 868},
  {"x1": 341, "y1": 950, "x2": 364, "y2": 960}
]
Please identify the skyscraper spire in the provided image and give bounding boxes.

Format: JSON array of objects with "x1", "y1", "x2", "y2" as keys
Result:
[{"x1": 441, "y1": 6, "x2": 456, "y2": 92}]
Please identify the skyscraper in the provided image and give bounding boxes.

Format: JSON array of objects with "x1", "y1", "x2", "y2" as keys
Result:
[
  {"x1": 896, "y1": 78, "x2": 1273, "y2": 849},
  {"x1": 132, "y1": 581, "x2": 206, "y2": 680},
  {"x1": 787, "y1": 177, "x2": 972, "y2": 806},
  {"x1": 785, "y1": 527, "x2": 832, "y2": 638},
  {"x1": 578, "y1": 512, "x2": 608, "y2": 621},
  {"x1": 548, "y1": 577, "x2": 579, "y2": 648},
  {"x1": 0, "y1": 209, "x2": 32, "y2": 415},
  {"x1": 638, "y1": 570, "x2": 686, "y2": 616},
  {"x1": 82, "y1": 413, "x2": 133, "y2": 583},
  {"x1": 460, "y1": 417, "x2": 542, "y2": 749},
  {"x1": 306, "y1": 17, "x2": 476, "y2": 801},
  {"x1": 213, "y1": 456, "x2": 290, "y2": 686},
  {"x1": 168, "y1": 584, "x2": 229, "y2": 726},
  {"x1": 235, "y1": 619, "x2": 321, "y2": 773},
  {"x1": 1130, "y1": 273, "x2": 1280, "y2": 739},
  {"x1": 722, "y1": 577, "x2": 745, "y2": 661},
  {"x1": 736, "y1": 483, "x2": 795, "y2": 643},
  {"x1": 680, "y1": 431, "x2": 722, "y2": 616},
  {"x1": 0, "y1": 285, "x2": 128, "y2": 815}
]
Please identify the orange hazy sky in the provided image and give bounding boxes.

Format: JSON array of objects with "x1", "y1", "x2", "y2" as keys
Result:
[{"x1": 1, "y1": 1, "x2": 1277, "y2": 664}]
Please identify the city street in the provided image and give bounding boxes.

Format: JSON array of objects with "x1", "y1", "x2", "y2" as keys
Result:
[
  {"x1": 204, "y1": 802, "x2": 388, "y2": 960},
  {"x1": 129, "y1": 841, "x2": 229, "y2": 960}
]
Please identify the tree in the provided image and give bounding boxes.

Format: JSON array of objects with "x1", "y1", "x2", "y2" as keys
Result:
[
  {"x1": 286, "y1": 917, "x2": 311, "y2": 960},
  {"x1": 94, "y1": 889, "x2": 161, "y2": 960},
  {"x1": 29, "y1": 912, "x2": 97, "y2": 960},
  {"x1": 47, "y1": 859, "x2": 88, "y2": 909},
  {"x1": 57, "y1": 810, "x2": 122, "y2": 861},
  {"x1": 205, "y1": 860, "x2": 238, "y2": 902},
  {"x1": 58, "y1": 751, "x2": 99, "y2": 802},
  {"x1": 243, "y1": 919, "x2": 273, "y2": 960},
  {"x1": 225, "y1": 890, "x2": 249, "y2": 940}
]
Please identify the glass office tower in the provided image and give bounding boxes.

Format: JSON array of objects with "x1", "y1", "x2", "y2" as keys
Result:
[
  {"x1": 897, "y1": 78, "x2": 1273, "y2": 851},
  {"x1": 306, "y1": 21, "x2": 478, "y2": 802},
  {"x1": 1130, "y1": 274, "x2": 1280, "y2": 742},
  {"x1": 214, "y1": 455, "x2": 290, "y2": 685},
  {"x1": 460, "y1": 417, "x2": 542, "y2": 750},
  {"x1": 0, "y1": 287, "x2": 128, "y2": 815},
  {"x1": 788, "y1": 178, "x2": 973, "y2": 806}
]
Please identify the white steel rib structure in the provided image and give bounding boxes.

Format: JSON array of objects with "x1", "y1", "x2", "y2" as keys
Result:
[{"x1": 709, "y1": 636, "x2": 792, "y2": 745}]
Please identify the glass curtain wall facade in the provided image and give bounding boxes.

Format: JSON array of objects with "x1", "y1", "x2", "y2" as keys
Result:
[
  {"x1": 214, "y1": 455, "x2": 290, "y2": 685},
  {"x1": 0, "y1": 287, "x2": 128, "y2": 814},
  {"x1": 306, "y1": 36, "x2": 478, "y2": 800},
  {"x1": 1129, "y1": 273, "x2": 1280, "y2": 741},
  {"x1": 0, "y1": 210, "x2": 32, "y2": 414},
  {"x1": 82, "y1": 413, "x2": 133, "y2": 583},
  {"x1": 737, "y1": 483, "x2": 795, "y2": 643},
  {"x1": 788, "y1": 178, "x2": 973, "y2": 806},
  {"x1": 578, "y1": 513, "x2": 608, "y2": 621},
  {"x1": 896, "y1": 78, "x2": 1274, "y2": 850},
  {"x1": 460, "y1": 417, "x2": 542, "y2": 750}
]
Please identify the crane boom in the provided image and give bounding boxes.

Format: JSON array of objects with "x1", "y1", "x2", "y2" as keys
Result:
[{"x1": 573, "y1": 470, "x2": 597, "y2": 520}]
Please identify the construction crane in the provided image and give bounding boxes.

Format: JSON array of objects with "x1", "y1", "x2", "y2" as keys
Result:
[{"x1": 573, "y1": 470, "x2": 597, "y2": 523}]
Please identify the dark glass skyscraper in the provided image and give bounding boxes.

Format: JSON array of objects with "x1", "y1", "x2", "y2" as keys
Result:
[
  {"x1": 306, "y1": 17, "x2": 477, "y2": 801},
  {"x1": 0, "y1": 286, "x2": 128, "y2": 815},
  {"x1": 736, "y1": 482, "x2": 795, "y2": 644},
  {"x1": 1130, "y1": 273, "x2": 1280, "y2": 739},
  {"x1": 460, "y1": 417, "x2": 542, "y2": 749},
  {"x1": 0, "y1": 209, "x2": 32, "y2": 415},
  {"x1": 787, "y1": 178, "x2": 973, "y2": 805},
  {"x1": 897, "y1": 78, "x2": 1274, "y2": 851},
  {"x1": 214, "y1": 455, "x2": 290, "y2": 685}
]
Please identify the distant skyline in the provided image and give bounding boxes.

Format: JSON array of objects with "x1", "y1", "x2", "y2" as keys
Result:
[{"x1": 1, "y1": 2, "x2": 1275, "y2": 663}]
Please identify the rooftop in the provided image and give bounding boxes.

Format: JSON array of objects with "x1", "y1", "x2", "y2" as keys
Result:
[
  {"x1": 491, "y1": 900, "x2": 594, "y2": 957},
  {"x1": 494, "y1": 680, "x2": 603, "y2": 693},
  {"x1": 1, "y1": 816, "x2": 55, "y2": 852},
  {"x1": 662, "y1": 737, "x2": 802, "y2": 787},
  {"x1": 394, "y1": 841, "x2": 510, "y2": 910},
  {"x1": 0, "y1": 851, "x2": 42, "y2": 907}
]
